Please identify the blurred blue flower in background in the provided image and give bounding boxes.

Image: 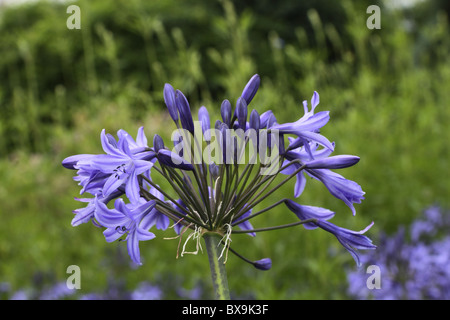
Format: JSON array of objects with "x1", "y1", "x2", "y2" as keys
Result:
[
  {"x1": 2, "y1": 277, "x2": 204, "y2": 300},
  {"x1": 347, "y1": 205, "x2": 450, "y2": 299}
]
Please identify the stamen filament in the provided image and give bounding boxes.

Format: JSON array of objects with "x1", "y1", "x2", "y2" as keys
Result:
[{"x1": 231, "y1": 218, "x2": 318, "y2": 234}]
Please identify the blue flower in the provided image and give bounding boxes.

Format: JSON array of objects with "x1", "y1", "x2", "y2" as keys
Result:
[
  {"x1": 307, "y1": 169, "x2": 365, "y2": 216},
  {"x1": 235, "y1": 97, "x2": 248, "y2": 130},
  {"x1": 157, "y1": 148, "x2": 194, "y2": 171},
  {"x1": 198, "y1": 106, "x2": 211, "y2": 141},
  {"x1": 232, "y1": 208, "x2": 256, "y2": 237},
  {"x1": 282, "y1": 139, "x2": 364, "y2": 215},
  {"x1": 241, "y1": 74, "x2": 260, "y2": 105},
  {"x1": 285, "y1": 200, "x2": 335, "y2": 228},
  {"x1": 285, "y1": 199, "x2": 375, "y2": 266},
  {"x1": 221, "y1": 99, "x2": 232, "y2": 127},
  {"x1": 163, "y1": 83, "x2": 179, "y2": 123},
  {"x1": 347, "y1": 206, "x2": 450, "y2": 299},
  {"x1": 140, "y1": 188, "x2": 170, "y2": 231},
  {"x1": 253, "y1": 258, "x2": 272, "y2": 271},
  {"x1": 175, "y1": 89, "x2": 195, "y2": 133},
  {"x1": 316, "y1": 220, "x2": 376, "y2": 267},
  {"x1": 94, "y1": 197, "x2": 156, "y2": 265},
  {"x1": 71, "y1": 190, "x2": 122, "y2": 226},
  {"x1": 270, "y1": 91, "x2": 334, "y2": 151},
  {"x1": 77, "y1": 129, "x2": 155, "y2": 204}
]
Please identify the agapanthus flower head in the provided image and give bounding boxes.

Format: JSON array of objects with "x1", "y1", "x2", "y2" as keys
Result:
[{"x1": 63, "y1": 74, "x2": 373, "y2": 272}]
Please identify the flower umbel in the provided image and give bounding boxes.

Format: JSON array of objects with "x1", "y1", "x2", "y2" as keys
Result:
[{"x1": 63, "y1": 74, "x2": 374, "y2": 298}]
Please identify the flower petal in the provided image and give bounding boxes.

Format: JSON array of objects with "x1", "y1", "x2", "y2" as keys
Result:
[
  {"x1": 94, "y1": 198, "x2": 128, "y2": 228},
  {"x1": 157, "y1": 149, "x2": 194, "y2": 171},
  {"x1": 62, "y1": 154, "x2": 94, "y2": 170},
  {"x1": 164, "y1": 83, "x2": 179, "y2": 122},
  {"x1": 294, "y1": 171, "x2": 307, "y2": 198},
  {"x1": 86, "y1": 155, "x2": 128, "y2": 173},
  {"x1": 103, "y1": 227, "x2": 123, "y2": 243},
  {"x1": 241, "y1": 74, "x2": 260, "y2": 105},
  {"x1": 308, "y1": 169, "x2": 365, "y2": 215},
  {"x1": 101, "y1": 129, "x2": 122, "y2": 156},
  {"x1": 253, "y1": 258, "x2": 272, "y2": 271},
  {"x1": 311, "y1": 91, "x2": 320, "y2": 111},
  {"x1": 306, "y1": 155, "x2": 360, "y2": 169},
  {"x1": 136, "y1": 227, "x2": 156, "y2": 241},
  {"x1": 125, "y1": 170, "x2": 141, "y2": 205},
  {"x1": 103, "y1": 173, "x2": 126, "y2": 197},
  {"x1": 127, "y1": 230, "x2": 142, "y2": 265},
  {"x1": 136, "y1": 126, "x2": 148, "y2": 148},
  {"x1": 285, "y1": 200, "x2": 335, "y2": 229},
  {"x1": 315, "y1": 220, "x2": 376, "y2": 267},
  {"x1": 296, "y1": 130, "x2": 334, "y2": 151}
]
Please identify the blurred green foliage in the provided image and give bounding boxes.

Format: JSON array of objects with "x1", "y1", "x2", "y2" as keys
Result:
[{"x1": 0, "y1": 0, "x2": 449, "y2": 299}]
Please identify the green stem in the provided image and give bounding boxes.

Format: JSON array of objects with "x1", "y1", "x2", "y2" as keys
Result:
[{"x1": 203, "y1": 232, "x2": 231, "y2": 300}]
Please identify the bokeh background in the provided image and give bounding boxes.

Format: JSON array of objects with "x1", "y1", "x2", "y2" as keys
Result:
[{"x1": 0, "y1": 0, "x2": 448, "y2": 299}]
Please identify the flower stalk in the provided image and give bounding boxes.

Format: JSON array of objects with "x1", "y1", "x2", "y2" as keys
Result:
[{"x1": 203, "y1": 232, "x2": 231, "y2": 300}]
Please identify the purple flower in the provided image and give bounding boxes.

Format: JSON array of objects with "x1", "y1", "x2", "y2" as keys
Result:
[
  {"x1": 241, "y1": 74, "x2": 260, "y2": 105},
  {"x1": 170, "y1": 198, "x2": 188, "y2": 235},
  {"x1": 63, "y1": 74, "x2": 372, "y2": 276},
  {"x1": 249, "y1": 109, "x2": 260, "y2": 131},
  {"x1": 118, "y1": 127, "x2": 153, "y2": 156},
  {"x1": 72, "y1": 167, "x2": 111, "y2": 195},
  {"x1": 71, "y1": 190, "x2": 122, "y2": 226},
  {"x1": 221, "y1": 99, "x2": 232, "y2": 127},
  {"x1": 177, "y1": 285, "x2": 203, "y2": 300},
  {"x1": 76, "y1": 129, "x2": 154, "y2": 204},
  {"x1": 305, "y1": 155, "x2": 360, "y2": 169},
  {"x1": 198, "y1": 106, "x2": 211, "y2": 141},
  {"x1": 308, "y1": 169, "x2": 365, "y2": 216},
  {"x1": 94, "y1": 198, "x2": 156, "y2": 265},
  {"x1": 62, "y1": 154, "x2": 96, "y2": 170},
  {"x1": 130, "y1": 282, "x2": 163, "y2": 300},
  {"x1": 140, "y1": 188, "x2": 170, "y2": 231},
  {"x1": 271, "y1": 91, "x2": 333, "y2": 151},
  {"x1": 285, "y1": 199, "x2": 375, "y2": 266},
  {"x1": 156, "y1": 148, "x2": 194, "y2": 171},
  {"x1": 39, "y1": 282, "x2": 76, "y2": 300},
  {"x1": 163, "y1": 83, "x2": 178, "y2": 122},
  {"x1": 316, "y1": 220, "x2": 376, "y2": 267},
  {"x1": 235, "y1": 97, "x2": 248, "y2": 130},
  {"x1": 175, "y1": 89, "x2": 194, "y2": 133},
  {"x1": 153, "y1": 134, "x2": 165, "y2": 153},
  {"x1": 259, "y1": 110, "x2": 275, "y2": 128},
  {"x1": 282, "y1": 139, "x2": 364, "y2": 215},
  {"x1": 285, "y1": 200, "x2": 335, "y2": 229},
  {"x1": 232, "y1": 208, "x2": 256, "y2": 237},
  {"x1": 347, "y1": 206, "x2": 450, "y2": 299},
  {"x1": 253, "y1": 258, "x2": 272, "y2": 271}
]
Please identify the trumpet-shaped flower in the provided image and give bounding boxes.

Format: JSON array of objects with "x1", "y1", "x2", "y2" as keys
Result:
[
  {"x1": 270, "y1": 92, "x2": 334, "y2": 151},
  {"x1": 94, "y1": 197, "x2": 156, "y2": 265},
  {"x1": 77, "y1": 129, "x2": 154, "y2": 204},
  {"x1": 282, "y1": 139, "x2": 364, "y2": 215},
  {"x1": 285, "y1": 199, "x2": 375, "y2": 266}
]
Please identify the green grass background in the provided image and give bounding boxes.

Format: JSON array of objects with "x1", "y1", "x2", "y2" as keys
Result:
[{"x1": 0, "y1": 0, "x2": 448, "y2": 299}]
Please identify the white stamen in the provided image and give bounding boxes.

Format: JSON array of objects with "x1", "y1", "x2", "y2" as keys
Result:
[
  {"x1": 180, "y1": 225, "x2": 203, "y2": 257},
  {"x1": 218, "y1": 223, "x2": 233, "y2": 263}
]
